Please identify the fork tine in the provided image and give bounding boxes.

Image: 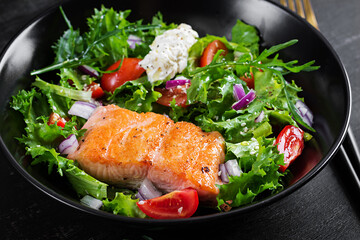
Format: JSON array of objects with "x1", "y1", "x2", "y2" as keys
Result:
[
  {"x1": 280, "y1": 0, "x2": 319, "y2": 30},
  {"x1": 288, "y1": 0, "x2": 296, "y2": 11},
  {"x1": 280, "y1": 0, "x2": 288, "y2": 7},
  {"x1": 295, "y1": 0, "x2": 305, "y2": 18},
  {"x1": 303, "y1": 0, "x2": 319, "y2": 29}
]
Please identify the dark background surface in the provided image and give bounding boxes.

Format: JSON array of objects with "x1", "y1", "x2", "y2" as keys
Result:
[{"x1": 0, "y1": 0, "x2": 360, "y2": 239}]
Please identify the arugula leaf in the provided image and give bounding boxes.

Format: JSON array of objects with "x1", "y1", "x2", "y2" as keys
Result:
[
  {"x1": 274, "y1": 70, "x2": 315, "y2": 131},
  {"x1": 31, "y1": 7, "x2": 170, "y2": 76},
  {"x1": 85, "y1": 7, "x2": 131, "y2": 67},
  {"x1": 188, "y1": 40, "x2": 318, "y2": 132},
  {"x1": 52, "y1": 7, "x2": 85, "y2": 63},
  {"x1": 189, "y1": 40, "x2": 319, "y2": 76},
  {"x1": 187, "y1": 63, "x2": 237, "y2": 106}
]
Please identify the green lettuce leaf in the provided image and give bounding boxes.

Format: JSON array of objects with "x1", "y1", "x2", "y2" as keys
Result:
[
  {"x1": 32, "y1": 77, "x2": 92, "y2": 102},
  {"x1": 108, "y1": 76, "x2": 161, "y2": 113},
  {"x1": 12, "y1": 9, "x2": 320, "y2": 216},
  {"x1": 217, "y1": 138, "x2": 285, "y2": 208},
  {"x1": 64, "y1": 160, "x2": 108, "y2": 199},
  {"x1": 11, "y1": 84, "x2": 107, "y2": 199},
  {"x1": 102, "y1": 192, "x2": 146, "y2": 218},
  {"x1": 59, "y1": 68, "x2": 94, "y2": 90},
  {"x1": 85, "y1": 7, "x2": 131, "y2": 67},
  {"x1": 231, "y1": 19, "x2": 260, "y2": 55},
  {"x1": 52, "y1": 7, "x2": 85, "y2": 63}
]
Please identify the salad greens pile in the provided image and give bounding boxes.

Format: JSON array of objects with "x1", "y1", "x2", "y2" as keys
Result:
[{"x1": 10, "y1": 6, "x2": 318, "y2": 217}]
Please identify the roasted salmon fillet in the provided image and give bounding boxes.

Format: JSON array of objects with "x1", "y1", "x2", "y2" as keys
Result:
[{"x1": 68, "y1": 105, "x2": 225, "y2": 203}]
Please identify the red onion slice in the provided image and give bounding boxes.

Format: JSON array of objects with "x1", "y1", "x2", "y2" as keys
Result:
[
  {"x1": 138, "y1": 178, "x2": 162, "y2": 200},
  {"x1": 78, "y1": 65, "x2": 99, "y2": 78},
  {"x1": 255, "y1": 110, "x2": 265, "y2": 123},
  {"x1": 233, "y1": 84, "x2": 246, "y2": 101},
  {"x1": 68, "y1": 101, "x2": 97, "y2": 119},
  {"x1": 59, "y1": 134, "x2": 79, "y2": 155},
  {"x1": 127, "y1": 35, "x2": 142, "y2": 49},
  {"x1": 219, "y1": 163, "x2": 229, "y2": 183},
  {"x1": 80, "y1": 195, "x2": 103, "y2": 210},
  {"x1": 165, "y1": 79, "x2": 191, "y2": 89},
  {"x1": 225, "y1": 160, "x2": 242, "y2": 177},
  {"x1": 89, "y1": 98, "x2": 103, "y2": 107},
  {"x1": 232, "y1": 90, "x2": 256, "y2": 110},
  {"x1": 295, "y1": 100, "x2": 313, "y2": 126},
  {"x1": 219, "y1": 160, "x2": 242, "y2": 183},
  {"x1": 135, "y1": 192, "x2": 145, "y2": 201}
]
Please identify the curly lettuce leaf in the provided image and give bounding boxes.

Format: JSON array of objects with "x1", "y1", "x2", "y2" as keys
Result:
[
  {"x1": 102, "y1": 192, "x2": 146, "y2": 218},
  {"x1": 226, "y1": 138, "x2": 259, "y2": 172},
  {"x1": 10, "y1": 88, "x2": 79, "y2": 143},
  {"x1": 217, "y1": 138, "x2": 285, "y2": 208},
  {"x1": 10, "y1": 87, "x2": 83, "y2": 169},
  {"x1": 108, "y1": 76, "x2": 161, "y2": 112},
  {"x1": 11, "y1": 85, "x2": 107, "y2": 199},
  {"x1": 85, "y1": 7, "x2": 131, "y2": 67}
]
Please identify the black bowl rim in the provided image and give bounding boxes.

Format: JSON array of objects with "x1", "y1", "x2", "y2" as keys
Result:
[{"x1": 0, "y1": 0, "x2": 351, "y2": 226}]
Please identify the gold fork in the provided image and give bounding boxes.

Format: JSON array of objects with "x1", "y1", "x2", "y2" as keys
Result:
[{"x1": 280, "y1": 0, "x2": 319, "y2": 30}]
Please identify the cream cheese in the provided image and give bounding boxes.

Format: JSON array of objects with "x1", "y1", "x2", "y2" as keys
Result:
[{"x1": 139, "y1": 23, "x2": 198, "y2": 83}]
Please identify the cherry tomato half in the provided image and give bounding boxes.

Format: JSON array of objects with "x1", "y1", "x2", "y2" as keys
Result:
[
  {"x1": 84, "y1": 82, "x2": 104, "y2": 99},
  {"x1": 200, "y1": 40, "x2": 228, "y2": 67},
  {"x1": 48, "y1": 112, "x2": 66, "y2": 128},
  {"x1": 275, "y1": 125, "x2": 304, "y2": 172},
  {"x1": 240, "y1": 72, "x2": 254, "y2": 89},
  {"x1": 101, "y1": 58, "x2": 145, "y2": 93},
  {"x1": 136, "y1": 188, "x2": 199, "y2": 219},
  {"x1": 155, "y1": 84, "x2": 189, "y2": 107}
]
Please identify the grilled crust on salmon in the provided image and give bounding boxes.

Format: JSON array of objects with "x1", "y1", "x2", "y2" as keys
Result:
[{"x1": 68, "y1": 105, "x2": 225, "y2": 204}]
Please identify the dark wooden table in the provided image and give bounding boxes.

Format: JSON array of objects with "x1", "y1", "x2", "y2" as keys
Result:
[{"x1": 1, "y1": 0, "x2": 359, "y2": 239}]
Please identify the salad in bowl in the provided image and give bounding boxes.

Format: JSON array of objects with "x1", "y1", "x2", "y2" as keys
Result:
[{"x1": 10, "y1": 6, "x2": 318, "y2": 219}]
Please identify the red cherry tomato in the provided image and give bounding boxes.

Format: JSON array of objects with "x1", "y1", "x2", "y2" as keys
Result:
[
  {"x1": 47, "y1": 112, "x2": 66, "y2": 128},
  {"x1": 136, "y1": 188, "x2": 199, "y2": 219},
  {"x1": 155, "y1": 84, "x2": 189, "y2": 107},
  {"x1": 84, "y1": 82, "x2": 104, "y2": 99},
  {"x1": 101, "y1": 58, "x2": 145, "y2": 93},
  {"x1": 200, "y1": 40, "x2": 228, "y2": 67},
  {"x1": 240, "y1": 72, "x2": 254, "y2": 89},
  {"x1": 275, "y1": 125, "x2": 304, "y2": 172}
]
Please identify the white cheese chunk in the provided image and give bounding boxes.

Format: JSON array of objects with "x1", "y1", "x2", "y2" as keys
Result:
[{"x1": 139, "y1": 23, "x2": 198, "y2": 83}]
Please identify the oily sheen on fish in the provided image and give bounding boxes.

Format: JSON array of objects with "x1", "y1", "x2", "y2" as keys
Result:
[{"x1": 68, "y1": 105, "x2": 225, "y2": 203}]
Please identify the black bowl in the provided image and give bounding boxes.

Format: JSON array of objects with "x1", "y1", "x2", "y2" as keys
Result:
[{"x1": 0, "y1": 0, "x2": 351, "y2": 227}]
